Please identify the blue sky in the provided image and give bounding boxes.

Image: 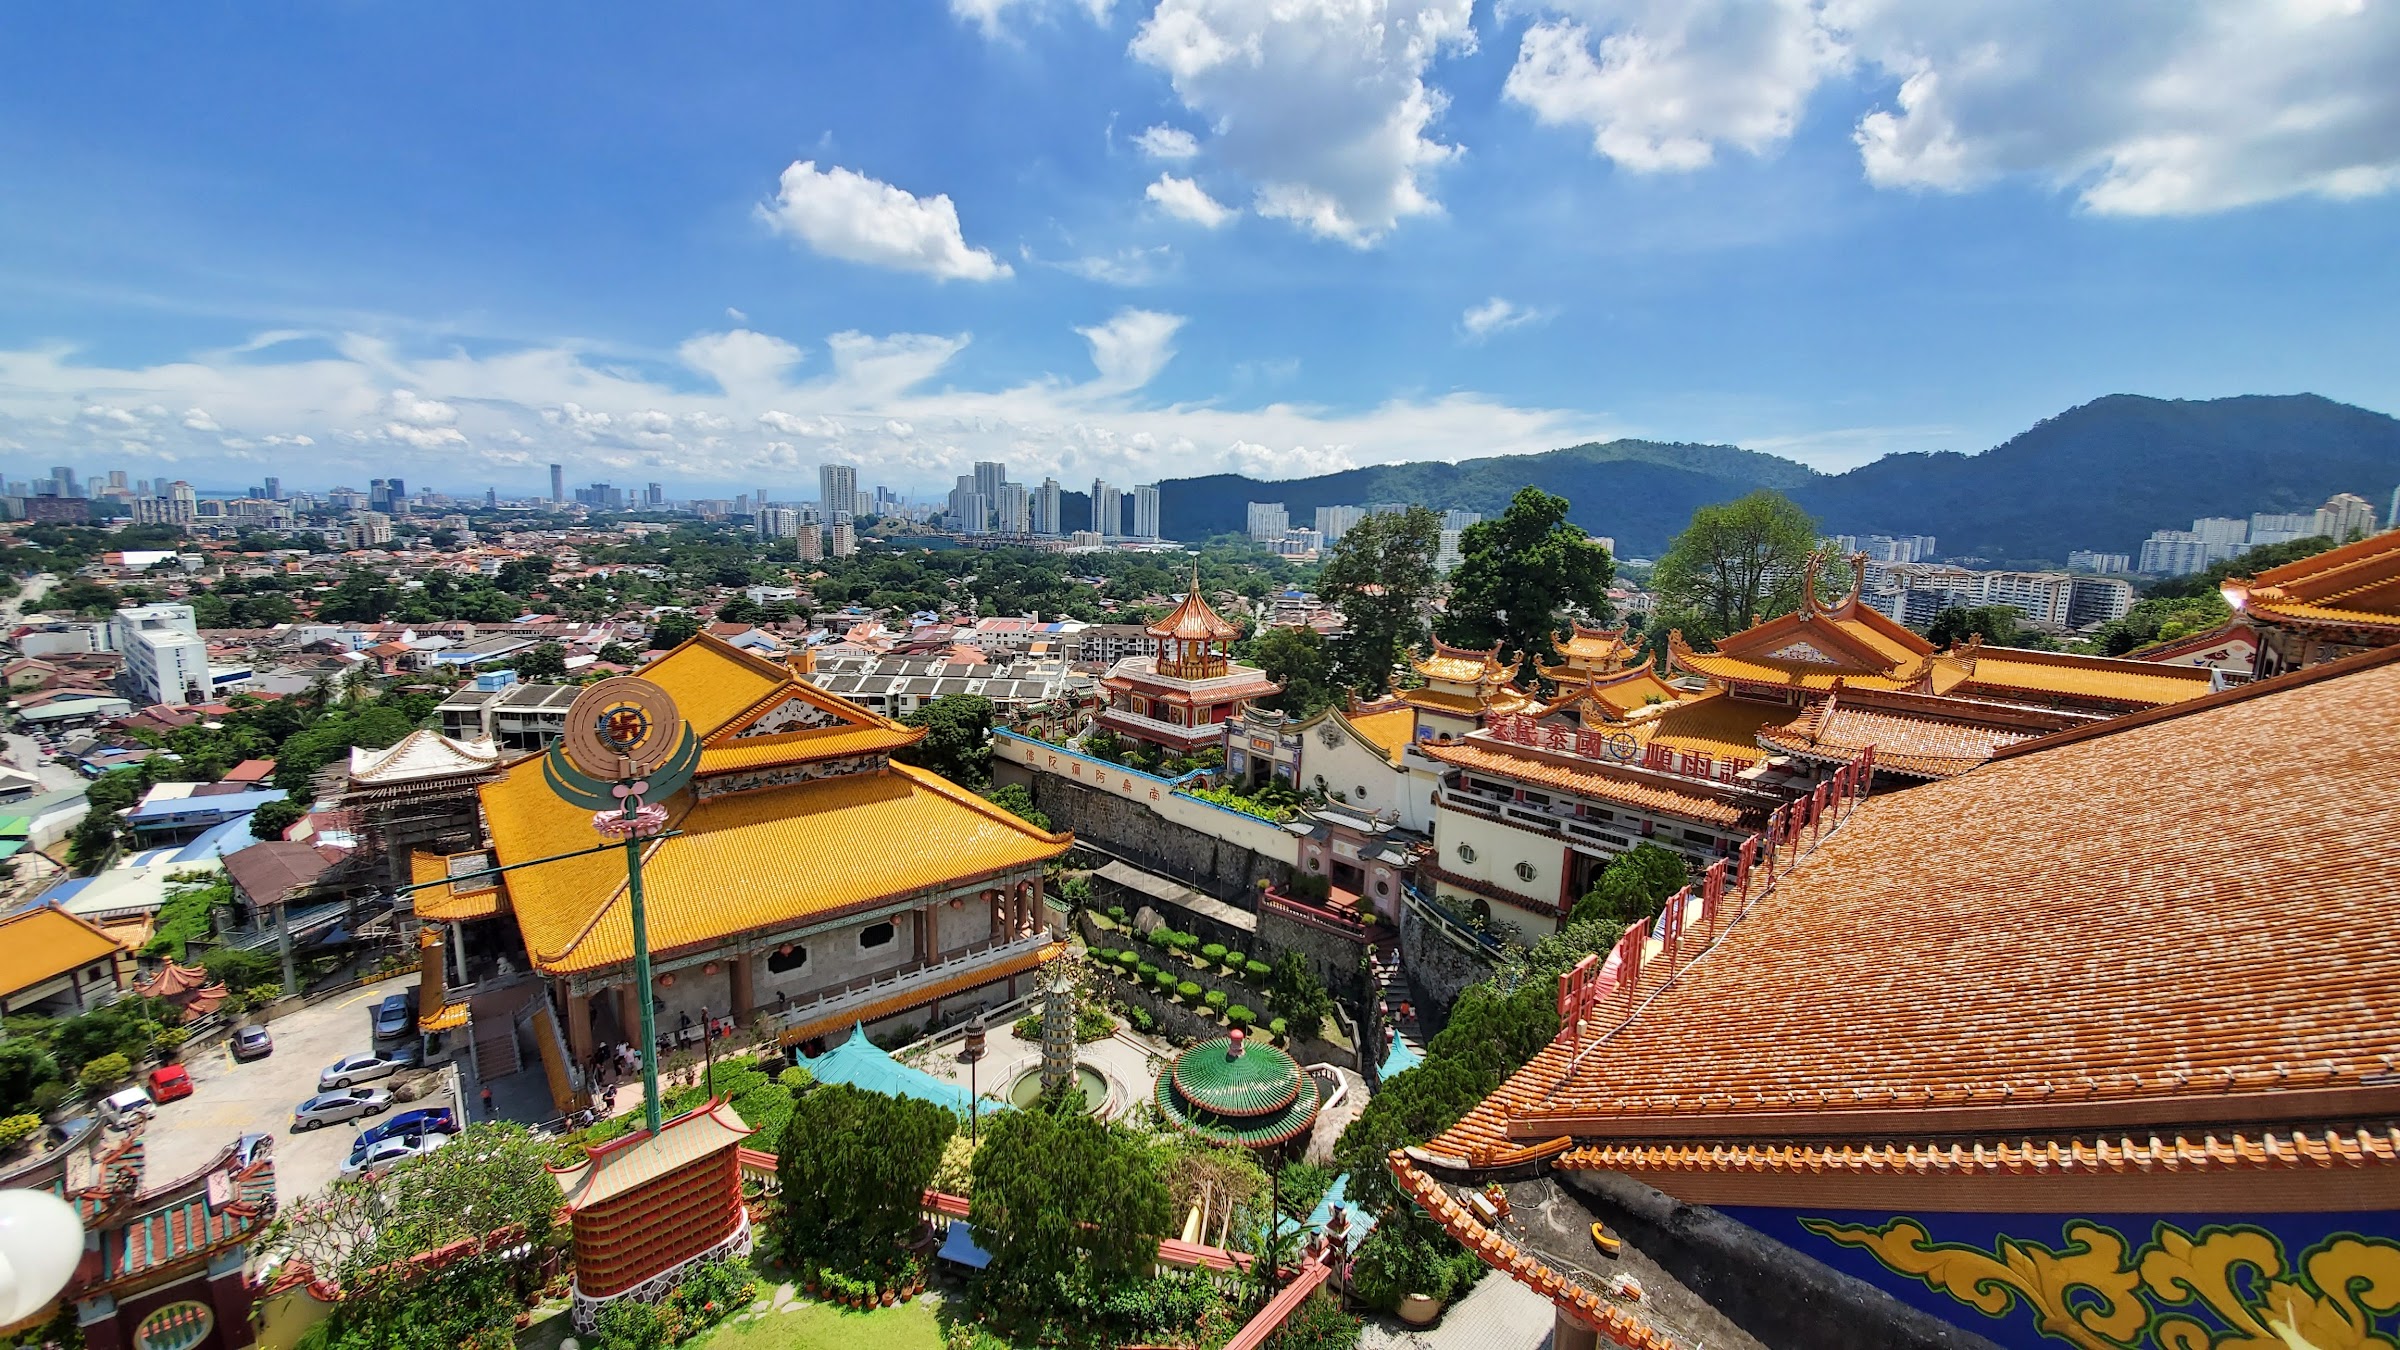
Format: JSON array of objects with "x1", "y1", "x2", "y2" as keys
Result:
[{"x1": 2, "y1": 0, "x2": 2396, "y2": 498}]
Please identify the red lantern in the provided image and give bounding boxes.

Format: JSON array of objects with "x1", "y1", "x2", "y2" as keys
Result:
[
  {"x1": 660, "y1": 972, "x2": 676, "y2": 987},
  {"x1": 777, "y1": 943, "x2": 793, "y2": 957},
  {"x1": 703, "y1": 962, "x2": 719, "y2": 976}
]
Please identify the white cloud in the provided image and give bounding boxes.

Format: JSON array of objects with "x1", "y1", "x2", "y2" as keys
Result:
[
  {"x1": 1131, "y1": 0, "x2": 1477, "y2": 246},
  {"x1": 386, "y1": 389, "x2": 459, "y2": 426},
  {"x1": 1841, "y1": 0, "x2": 2400, "y2": 214},
  {"x1": 1054, "y1": 245, "x2": 1175, "y2": 286},
  {"x1": 1460, "y1": 298, "x2": 1555, "y2": 341},
  {"x1": 1505, "y1": 0, "x2": 1839, "y2": 171},
  {"x1": 0, "y1": 323, "x2": 1632, "y2": 495},
  {"x1": 180, "y1": 408, "x2": 221, "y2": 432},
  {"x1": 1144, "y1": 174, "x2": 1235, "y2": 228},
  {"x1": 677, "y1": 329, "x2": 806, "y2": 400},
  {"x1": 951, "y1": 0, "x2": 1111, "y2": 39},
  {"x1": 382, "y1": 422, "x2": 468, "y2": 449},
  {"x1": 757, "y1": 161, "x2": 1012, "y2": 281},
  {"x1": 1505, "y1": 1, "x2": 2400, "y2": 214},
  {"x1": 1075, "y1": 309, "x2": 1186, "y2": 390},
  {"x1": 1135, "y1": 125, "x2": 1200, "y2": 160}
]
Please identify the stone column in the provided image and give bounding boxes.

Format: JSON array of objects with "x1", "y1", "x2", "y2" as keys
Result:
[
  {"x1": 565, "y1": 988, "x2": 596, "y2": 1065},
  {"x1": 1553, "y1": 1309, "x2": 1598, "y2": 1350},
  {"x1": 730, "y1": 950, "x2": 754, "y2": 1020},
  {"x1": 990, "y1": 889, "x2": 1005, "y2": 941},
  {"x1": 210, "y1": 1246, "x2": 259, "y2": 1347}
]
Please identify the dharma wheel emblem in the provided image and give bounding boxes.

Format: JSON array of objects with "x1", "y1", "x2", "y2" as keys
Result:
[{"x1": 543, "y1": 676, "x2": 702, "y2": 836}]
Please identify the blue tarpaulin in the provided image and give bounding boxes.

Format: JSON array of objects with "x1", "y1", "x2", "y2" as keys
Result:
[
  {"x1": 1377, "y1": 1035, "x2": 1422, "y2": 1082},
  {"x1": 802, "y1": 1023, "x2": 995, "y2": 1116},
  {"x1": 936, "y1": 1221, "x2": 992, "y2": 1269}
]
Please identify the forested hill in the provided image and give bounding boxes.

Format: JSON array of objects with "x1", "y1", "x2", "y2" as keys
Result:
[{"x1": 1155, "y1": 394, "x2": 2400, "y2": 563}]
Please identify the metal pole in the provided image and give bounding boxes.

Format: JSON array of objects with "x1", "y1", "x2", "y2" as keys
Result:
[
  {"x1": 969, "y1": 1056, "x2": 978, "y2": 1143},
  {"x1": 625, "y1": 825, "x2": 663, "y2": 1135}
]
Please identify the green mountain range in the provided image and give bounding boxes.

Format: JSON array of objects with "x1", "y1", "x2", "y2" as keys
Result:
[{"x1": 1155, "y1": 393, "x2": 2400, "y2": 564}]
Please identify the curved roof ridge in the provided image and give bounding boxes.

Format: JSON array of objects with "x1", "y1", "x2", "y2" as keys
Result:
[{"x1": 1147, "y1": 572, "x2": 1240, "y2": 641}]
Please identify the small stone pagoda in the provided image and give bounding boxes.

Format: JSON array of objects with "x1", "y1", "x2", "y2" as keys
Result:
[{"x1": 1152, "y1": 1030, "x2": 1319, "y2": 1151}]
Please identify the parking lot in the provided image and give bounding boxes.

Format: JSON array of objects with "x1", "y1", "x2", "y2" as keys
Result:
[{"x1": 141, "y1": 973, "x2": 458, "y2": 1206}]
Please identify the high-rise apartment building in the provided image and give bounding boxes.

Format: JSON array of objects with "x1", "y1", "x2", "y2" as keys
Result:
[
  {"x1": 112, "y1": 604, "x2": 212, "y2": 705},
  {"x1": 2316, "y1": 492, "x2": 2378, "y2": 541},
  {"x1": 2246, "y1": 512, "x2": 2316, "y2": 547},
  {"x1": 1092, "y1": 481, "x2": 1124, "y2": 539},
  {"x1": 1245, "y1": 502, "x2": 1288, "y2": 543},
  {"x1": 818, "y1": 464, "x2": 859, "y2": 523},
  {"x1": 972, "y1": 462, "x2": 1006, "y2": 529},
  {"x1": 758, "y1": 507, "x2": 800, "y2": 540},
  {"x1": 797, "y1": 523, "x2": 823, "y2": 563},
  {"x1": 1315, "y1": 505, "x2": 1363, "y2": 545},
  {"x1": 1032, "y1": 478, "x2": 1062, "y2": 536},
  {"x1": 1440, "y1": 509, "x2": 1482, "y2": 532},
  {"x1": 1132, "y1": 484, "x2": 1161, "y2": 541},
  {"x1": 549, "y1": 464, "x2": 564, "y2": 503},
  {"x1": 647, "y1": 482, "x2": 665, "y2": 507},
  {"x1": 830, "y1": 522, "x2": 856, "y2": 557},
  {"x1": 998, "y1": 482, "x2": 1030, "y2": 534},
  {"x1": 2067, "y1": 550, "x2": 2132, "y2": 574}
]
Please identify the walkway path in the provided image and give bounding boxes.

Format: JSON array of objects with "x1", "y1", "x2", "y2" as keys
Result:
[{"x1": 1360, "y1": 1272, "x2": 1556, "y2": 1350}]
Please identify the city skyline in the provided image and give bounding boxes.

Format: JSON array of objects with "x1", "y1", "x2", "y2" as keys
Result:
[{"x1": 1, "y1": 6, "x2": 2393, "y2": 496}]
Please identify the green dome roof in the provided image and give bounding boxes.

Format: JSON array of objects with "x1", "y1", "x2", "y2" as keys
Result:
[
  {"x1": 1170, "y1": 1037, "x2": 1303, "y2": 1117},
  {"x1": 1153, "y1": 1061, "x2": 1320, "y2": 1150}
]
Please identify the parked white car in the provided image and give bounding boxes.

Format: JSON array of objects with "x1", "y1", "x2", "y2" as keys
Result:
[
  {"x1": 318, "y1": 1052, "x2": 405, "y2": 1090},
  {"x1": 340, "y1": 1131, "x2": 450, "y2": 1181},
  {"x1": 292, "y1": 1087, "x2": 393, "y2": 1131}
]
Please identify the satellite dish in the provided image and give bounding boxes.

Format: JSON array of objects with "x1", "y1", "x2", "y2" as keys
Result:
[{"x1": 0, "y1": 1188, "x2": 86, "y2": 1325}]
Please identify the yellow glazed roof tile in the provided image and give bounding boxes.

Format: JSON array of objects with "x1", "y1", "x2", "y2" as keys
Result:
[
  {"x1": 1346, "y1": 708, "x2": 1418, "y2": 764},
  {"x1": 1637, "y1": 689, "x2": 1788, "y2": 761},
  {"x1": 0, "y1": 907, "x2": 123, "y2": 997},
  {"x1": 695, "y1": 723, "x2": 922, "y2": 774},
  {"x1": 637, "y1": 635, "x2": 795, "y2": 738},
  {"x1": 1939, "y1": 645, "x2": 2215, "y2": 708},
  {"x1": 484, "y1": 761, "x2": 1070, "y2": 975}
]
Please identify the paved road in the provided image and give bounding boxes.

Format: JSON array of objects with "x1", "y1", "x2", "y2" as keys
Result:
[{"x1": 141, "y1": 973, "x2": 453, "y2": 1205}]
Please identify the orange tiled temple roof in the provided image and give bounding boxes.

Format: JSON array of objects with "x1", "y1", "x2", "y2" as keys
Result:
[
  {"x1": 1753, "y1": 686, "x2": 2092, "y2": 779},
  {"x1": 1147, "y1": 576, "x2": 1241, "y2": 642},
  {"x1": 1421, "y1": 736, "x2": 1747, "y2": 827},
  {"x1": 1429, "y1": 644, "x2": 2400, "y2": 1156},
  {"x1": 2224, "y1": 528, "x2": 2400, "y2": 630},
  {"x1": 1928, "y1": 638, "x2": 2216, "y2": 709}
]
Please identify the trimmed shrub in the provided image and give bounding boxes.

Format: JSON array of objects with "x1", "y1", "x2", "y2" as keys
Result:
[
  {"x1": 1107, "y1": 906, "x2": 1129, "y2": 923},
  {"x1": 0, "y1": 1114, "x2": 41, "y2": 1151},
  {"x1": 1227, "y1": 951, "x2": 1248, "y2": 969},
  {"x1": 78, "y1": 1053, "x2": 132, "y2": 1090},
  {"x1": 1269, "y1": 1017, "x2": 1289, "y2": 1040},
  {"x1": 1200, "y1": 942, "x2": 1227, "y2": 965},
  {"x1": 1203, "y1": 990, "x2": 1228, "y2": 1012},
  {"x1": 1114, "y1": 950, "x2": 1140, "y2": 970},
  {"x1": 1153, "y1": 970, "x2": 1177, "y2": 991},
  {"x1": 1244, "y1": 959, "x2": 1271, "y2": 980},
  {"x1": 1137, "y1": 961, "x2": 1160, "y2": 980},
  {"x1": 1175, "y1": 981, "x2": 1203, "y2": 1003},
  {"x1": 1225, "y1": 1005, "x2": 1256, "y2": 1028}
]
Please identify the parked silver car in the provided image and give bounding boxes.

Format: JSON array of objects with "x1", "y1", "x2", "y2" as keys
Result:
[
  {"x1": 292, "y1": 1087, "x2": 393, "y2": 1132},
  {"x1": 318, "y1": 1052, "x2": 405, "y2": 1090},
  {"x1": 340, "y1": 1130, "x2": 450, "y2": 1181}
]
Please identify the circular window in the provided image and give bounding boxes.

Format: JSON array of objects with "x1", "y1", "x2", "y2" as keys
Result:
[
  {"x1": 1515, "y1": 861, "x2": 1537, "y2": 882},
  {"x1": 1355, "y1": 786, "x2": 1369, "y2": 800},
  {"x1": 135, "y1": 1301, "x2": 215, "y2": 1350},
  {"x1": 1456, "y1": 843, "x2": 1476, "y2": 863},
  {"x1": 1375, "y1": 879, "x2": 1389, "y2": 895}
]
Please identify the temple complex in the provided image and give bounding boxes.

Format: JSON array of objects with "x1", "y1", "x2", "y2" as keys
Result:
[
  {"x1": 2221, "y1": 525, "x2": 2400, "y2": 676},
  {"x1": 411, "y1": 633, "x2": 1073, "y2": 1108},
  {"x1": 552, "y1": 1099, "x2": 753, "y2": 1330},
  {"x1": 1393, "y1": 639, "x2": 1533, "y2": 739},
  {"x1": 1095, "y1": 579, "x2": 1280, "y2": 755},
  {"x1": 1153, "y1": 1030, "x2": 1320, "y2": 1152},
  {"x1": 1389, "y1": 643, "x2": 2400, "y2": 1350}
]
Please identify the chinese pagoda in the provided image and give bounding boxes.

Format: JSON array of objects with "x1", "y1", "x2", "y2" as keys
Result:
[
  {"x1": 1393, "y1": 639, "x2": 1533, "y2": 740},
  {"x1": 552, "y1": 1099, "x2": 755, "y2": 1330},
  {"x1": 1095, "y1": 576, "x2": 1279, "y2": 754}
]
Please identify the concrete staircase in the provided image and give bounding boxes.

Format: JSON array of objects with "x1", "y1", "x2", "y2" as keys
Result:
[
  {"x1": 1372, "y1": 947, "x2": 1422, "y2": 1077},
  {"x1": 467, "y1": 981, "x2": 541, "y2": 1082}
]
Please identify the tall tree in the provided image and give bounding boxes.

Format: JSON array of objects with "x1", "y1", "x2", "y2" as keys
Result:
[
  {"x1": 774, "y1": 1083, "x2": 956, "y2": 1274},
  {"x1": 1437, "y1": 488, "x2": 1614, "y2": 673},
  {"x1": 1651, "y1": 491, "x2": 1819, "y2": 645},
  {"x1": 970, "y1": 1107, "x2": 1172, "y2": 1309},
  {"x1": 1570, "y1": 842, "x2": 1688, "y2": 926},
  {"x1": 897, "y1": 694, "x2": 997, "y2": 787},
  {"x1": 1317, "y1": 506, "x2": 1441, "y2": 696},
  {"x1": 1244, "y1": 625, "x2": 1337, "y2": 718}
]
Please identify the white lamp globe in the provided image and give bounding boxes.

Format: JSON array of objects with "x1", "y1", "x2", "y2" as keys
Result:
[{"x1": 0, "y1": 1189, "x2": 86, "y2": 1326}]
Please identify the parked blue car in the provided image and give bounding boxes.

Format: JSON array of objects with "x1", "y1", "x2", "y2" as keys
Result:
[{"x1": 354, "y1": 1106, "x2": 458, "y2": 1150}]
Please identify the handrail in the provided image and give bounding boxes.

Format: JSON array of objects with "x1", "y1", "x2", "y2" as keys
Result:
[{"x1": 1401, "y1": 883, "x2": 1503, "y2": 956}]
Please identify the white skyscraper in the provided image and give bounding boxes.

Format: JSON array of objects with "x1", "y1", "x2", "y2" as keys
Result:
[
  {"x1": 973, "y1": 461, "x2": 1006, "y2": 530},
  {"x1": 1246, "y1": 502, "x2": 1288, "y2": 543},
  {"x1": 1314, "y1": 505, "x2": 1364, "y2": 545},
  {"x1": 998, "y1": 482, "x2": 1031, "y2": 534},
  {"x1": 2316, "y1": 492, "x2": 2378, "y2": 541},
  {"x1": 818, "y1": 464, "x2": 859, "y2": 523},
  {"x1": 1132, "y1": 484, "x2": 1161, "y2": 541},
  {"x1": 1091, "y1": 480, "x2": 1123, "y2": 538},
  {"x1": 1032, "y1": 478, "x2": 1063, "y2": 536}
]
